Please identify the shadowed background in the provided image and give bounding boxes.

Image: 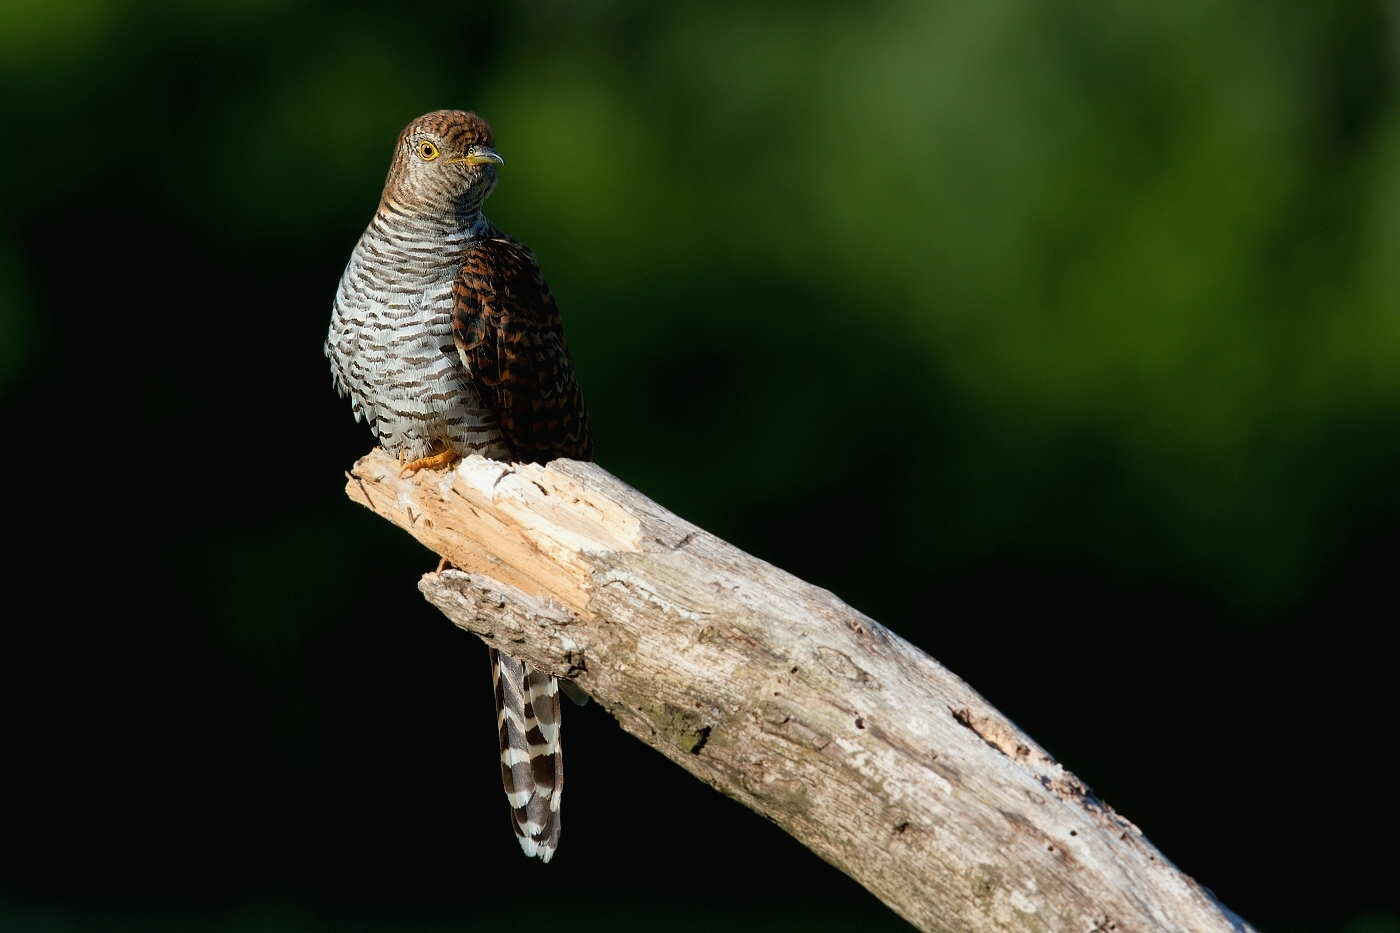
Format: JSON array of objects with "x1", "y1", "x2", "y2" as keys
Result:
[{"x1": 1, "y1": 1, "x2": 1398, "y2": 931}]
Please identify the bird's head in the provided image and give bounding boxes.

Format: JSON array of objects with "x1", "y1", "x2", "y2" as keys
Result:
[{"x1": 382, "y1": 110, "x2": 504, "y2": 217}]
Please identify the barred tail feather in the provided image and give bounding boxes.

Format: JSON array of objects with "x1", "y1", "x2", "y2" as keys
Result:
[{"x1": 491, "y1": 648, "x2": 563, "y2": 862}]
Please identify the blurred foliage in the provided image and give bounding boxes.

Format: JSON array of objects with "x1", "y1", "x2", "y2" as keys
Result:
[
  {"x1": 2, "y1": 0, "x2": 1399, "y2": 930},
  {"x1": 4, "y1": 0, "x2": 1396, "y2": 607}
]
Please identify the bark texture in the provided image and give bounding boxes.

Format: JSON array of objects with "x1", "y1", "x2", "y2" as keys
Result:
[{"x1": 345, "y1": 449, "x2": 1253, "y2": 933}]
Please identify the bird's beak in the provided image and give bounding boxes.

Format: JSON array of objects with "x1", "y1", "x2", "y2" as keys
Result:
[{"x1": 450, "y1": 146, "x2": 504, "y2": 167}]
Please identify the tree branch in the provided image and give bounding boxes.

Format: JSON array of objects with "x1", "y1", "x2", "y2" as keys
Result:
[{"x1": 345, "y1": 449, "x2": 1253, "y2": 933}]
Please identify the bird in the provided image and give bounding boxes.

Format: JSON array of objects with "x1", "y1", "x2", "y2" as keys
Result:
[{"x1": 325, "y1": 110, "x2": 593, "y2": 863}]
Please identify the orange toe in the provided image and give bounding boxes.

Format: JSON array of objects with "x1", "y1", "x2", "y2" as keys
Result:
[{"x1": 399, "y1": 448, "x2": 459, "y2": 477}]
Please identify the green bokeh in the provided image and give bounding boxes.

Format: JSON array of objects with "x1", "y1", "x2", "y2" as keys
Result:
[{"x1": 5, "y1": 0, "x2": 1398, "y2": 608}]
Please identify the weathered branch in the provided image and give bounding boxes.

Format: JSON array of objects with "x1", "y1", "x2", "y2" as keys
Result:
[{"x1": 345, "y1": 449, "x2": 1253, "y2": 933}]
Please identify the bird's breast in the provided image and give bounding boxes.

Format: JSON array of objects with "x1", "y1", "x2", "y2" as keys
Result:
[{"x1": 326, "y1": 219, "x2": 504, "y2": 460}]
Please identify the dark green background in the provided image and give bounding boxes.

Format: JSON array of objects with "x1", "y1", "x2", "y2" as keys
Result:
[{"x1": 2, "y1": 2, "x2": 1397, "y2": 931}]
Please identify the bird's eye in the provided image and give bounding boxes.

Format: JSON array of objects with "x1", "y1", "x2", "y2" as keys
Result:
[{"x1": 418, "y1": 141, "x2": 440, "y2": 161}]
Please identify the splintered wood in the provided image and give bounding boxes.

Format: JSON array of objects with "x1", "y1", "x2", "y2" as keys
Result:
[{"x1": 346, "y1": 449, "x2": 1254, "y2": 933}]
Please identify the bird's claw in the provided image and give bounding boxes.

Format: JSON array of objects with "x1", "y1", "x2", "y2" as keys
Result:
[{"x1": 399, "y1": 447, "x2": 459, "y2": 477}]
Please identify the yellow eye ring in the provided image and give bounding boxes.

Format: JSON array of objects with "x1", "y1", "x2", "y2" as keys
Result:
[{"x1": 417, "y1": 140, "x2": 440, "y2": 161}]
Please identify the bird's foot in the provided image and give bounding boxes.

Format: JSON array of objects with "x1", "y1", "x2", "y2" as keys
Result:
[{"x1": 399, "y1": 447, "x2": 459, "y2": 477}]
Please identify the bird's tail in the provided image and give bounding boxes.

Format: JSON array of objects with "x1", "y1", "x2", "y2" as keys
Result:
[{"x1": 490, "y1": 647, "x2": 562, "y2": 862}]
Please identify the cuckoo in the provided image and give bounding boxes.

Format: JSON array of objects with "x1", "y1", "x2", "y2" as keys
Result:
[{"x1": 326, "y1": 110, "x2": 593, "y2": 863}]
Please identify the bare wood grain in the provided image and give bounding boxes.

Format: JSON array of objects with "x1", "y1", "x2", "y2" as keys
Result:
[{"x1": 346, "y1": 449, "x2": 1254, "y2": 933}]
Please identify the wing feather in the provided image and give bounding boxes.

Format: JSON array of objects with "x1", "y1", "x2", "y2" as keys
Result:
[{"x1": 452, "y1": 236, "x2": 593, "y2": 463}]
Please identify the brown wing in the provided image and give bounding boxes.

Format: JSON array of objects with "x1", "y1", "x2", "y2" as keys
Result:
[{"x1": 452, "y1": 236, "x2": 593, "y2": 463}]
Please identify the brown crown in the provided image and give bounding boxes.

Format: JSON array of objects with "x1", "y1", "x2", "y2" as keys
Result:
[{"x1": 398, "y1": 110, "x2": 495, "y2": 152}]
